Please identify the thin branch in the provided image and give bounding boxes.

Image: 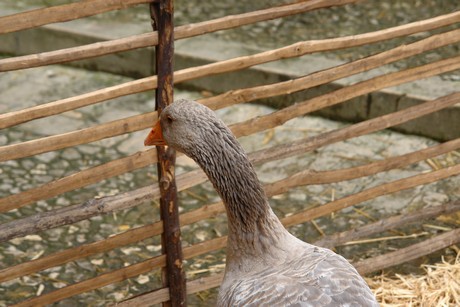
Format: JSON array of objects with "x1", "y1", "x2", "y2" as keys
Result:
[
  {"x1": 0, "y1": 168, "x2": 208, "y2": 241},
  {"x1": 314, "y1": 200, "x2": 460, "y2": 249},
  {"x1": 0, "y1": 148, "x2": 158, "y2": 213},
  {"x1": 1, "y1": 54, "x2": 459, "y2": 162},
  {"x1": 1, "y1": 140, "x2": 459, "y2": 281},
  {"x1": 0, "y1": 0, "x2": 151, "y2": 34},
  {"x1": 0, "y1": 0, "x2": 360, "y2": 69},
  {"x1": 1, "y1": 93, "x2": 458, "y2": 232},
  {"x1": 264, "y1": 138, "x2": 460, "y2": 195},
  {"x1": 246, "y1": 76, "x2": 460, "y2": 166},
  {"x1": 118, "y1": 225, "x2": 460, "y2": 305},
  {"x1": 2, "y1": 23, "x2": 459, "y2": 129},
  {"x1": 354, "y1": 228, "x2": 460, "y2": 275},
  {"x1": 281, "y1": 164, "x2": 460, "y2": 228},
  {"x1": 118, "y1": 273, "x2": 224, "y2": 306},
  {"x1": 12, "y1": 236, "x2": 227, "y2": 307},
  {"x1": 11, "y1": 165, "x2": 460, "y2": 305}
]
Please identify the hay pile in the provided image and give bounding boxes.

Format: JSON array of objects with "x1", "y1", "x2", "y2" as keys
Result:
[{"x1": 366, "y1": 253, "x2": 460, "y2": 306}]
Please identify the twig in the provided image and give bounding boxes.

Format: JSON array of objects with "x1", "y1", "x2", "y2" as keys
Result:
[
  {"x1": 354, "y1": 228, "x2": 460, "y2": 275},
  {"x1": 2, "y1": 25, "x2": 460, "y2": 130},
  {"x1": 342, "y1": 232, "x2": 428, "y2": 246},
  {"x1": 311, "y1": 220, "x2": 325, "y2": 237},
  {"x1": 314, "y1": 201, "x2": 460, "y2": 249},
  {"x1": 0, "y1": 0, "x2": 151, "y2": 34}
]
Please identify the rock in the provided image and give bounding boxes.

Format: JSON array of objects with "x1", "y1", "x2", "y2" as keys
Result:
[
  {"x1": 78, "y1": 145, "x2": 101, "y2": 155},
  {"x1": 422, "y1": 192, "x2": 449, "y2": 207},
  {"x1": 36, "y1": 151, "x2": 57, "y2": 163},
  {"x1": 117, "y1": 131, "x2": 145, "y2": 154},
  {"x1": 62, "y1": 148, "x2": 81, "y2": 160},
  {"x1": 20, "y1": 159, "x2": 35, "y2": 170},
  {"x1": 0, "y1": 183, "x2": 13, "y2": 191},
  {"x1": 56, "y1": 197, "x2": 70, "y2": 206},
  {"x1": 0, "y1": 134, "x2": 7, "y2": 146}
]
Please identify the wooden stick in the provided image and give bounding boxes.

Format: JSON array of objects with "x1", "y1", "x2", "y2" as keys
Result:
[
  {"x1": 118, "y1": 273, "x2": 224, "y2": 306},
  {"x1": 3, "y1": 36, "x2": 456, "y2": 210},
  {"x1": 0, "y1": 169, "x2": 210, "y2": 283},
  {"x1": 281, "y1": 164, "x2": 460, "y2": 228},
  {"x1": 121, "y1": 222, "x2": 460, "y2": 305},
  {"x1": 1, "y1": 51, "x2": 459, "y2": 163},
  {"x1": 0, "y1": 218, "x2": 163, "y2": 283},
  {"x1": 354, "y1": 228, "x2": 460, "y2": 275},
  {"x1": 0, "y1": 0, "x2": 151, "y2": 35},
  {"x1": 0, "y1": 0, "x2": 360, "y2": 71},
  {"x1": 1, "y1": 93, "x2": 457, "y2": 230},
  {"x1": 0, "y1": 184, "x2": 158, "y2": 243},
  {"x1": 203, "y1": 28, "x2": 460, "y2": 111},
  {"x1": 1, "y1": 138, "x2": 458, "y2": 282},
  {"x1": 119, "y1": 287, "x2": 169, "y2": 307},
  {"x1": 342, "y1": 232, "x2": 429, "y2": 245},
  {"x1": 0, "y1": 111, "x2": 157, "y2": 162},
  {"x1": 314, "y1": 200, "x2": 460, "y2": 249},
  {"x1": 245, "y1": 73, "x2": 460, "y2": 166},
  {"x1": 150, "y1": 1, "x2": 186, "y2": 305},
  {"x1": 2, "y1": 23, "x2": 459, "y2": 130},
  {"x1": 12, "y1": 254, "x2": 166, "y2": 307},
  {"x1": 0, "y1": 78, "x2": 159, "y2": 130},
  {"x1": 264, "y1": 138, "x2": 460, "y2": 195},
  {"x1": 12, "y1": 237, "x2": 227, "y2": 307},
  {"x1": 0, "y1": 167, "x2": 208, "y2": 242},
  {"x1": 11, "y1": 165, "x2": 460, "y2": 306},
  {"x1": 0, "y1": 148, "x2": 158, "y2": 213}
]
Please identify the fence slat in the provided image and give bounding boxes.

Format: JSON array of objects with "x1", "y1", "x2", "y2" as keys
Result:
[
  {"x1": 0, "y1": 168, "x2": 208, "y2": 242},
  {"x1": 1, "y1": 135, "x2": 458, "y2": 281},
  {"x1": 0, "y1": 148, "x2": 158, "y2": 213},
  {"x1": 122, "y1": 218, "x2": 460, "y2": 305},
  {"x1": 1, "y1": 50, "x2": 459, "y2": 164},
  {"x1": 264, "y1": 137, "x2": 460, "y2": 195},
  {"x1": 2, "y1": 30, "x2": 459, "y2": 210},
  {"x1": 2, "y1": 21, "x2": 460, "y2": 129},
  {"x1": 0, "y1": 0, "x2": 152, "y2": 35},
  {"x1": 315, "y1": 200, "x2": 460, "y2": 249},
  {"x1": 0, "y1": 78, "x2": 158, "y2": 129},
  {"x1": 11, "y1": 164, "x2": 460, "y2": 306},
  {"x1": 12, "y1": 236, "x2": 228, "y2": 307},
  {"x1": 150, "y1": 0, "x2": 186, "y2": 305},
  {"x1": 119, "y1": 273, "x2": 225, "y2": 306},
  {"x1": 355, "y1": 228, "x2": 460, "y2": 275},
  {"x1": 1, "y1": 92, "x2": 458, "y2": 229},
  {"x1": 237, "y1": 57, "x2": 460, "y2": 155},
  {"x1": 0, "y1": 112, "x2": 156, "y2": 163},
  {"x1": 282, "y1": 164, "x2": 460, "y2": 228},
  {"x1": 0, "y1": 0, "x2": 361, "y2": 71}
]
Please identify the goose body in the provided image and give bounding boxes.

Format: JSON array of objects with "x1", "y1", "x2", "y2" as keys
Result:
[{"x1": 145, "y1": 99, "x2": 378, "y2": 306}]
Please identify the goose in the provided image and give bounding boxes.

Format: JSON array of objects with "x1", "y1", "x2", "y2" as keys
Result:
[{"x1": 144, "y1": 99, "x2": 378, "y2": 306}]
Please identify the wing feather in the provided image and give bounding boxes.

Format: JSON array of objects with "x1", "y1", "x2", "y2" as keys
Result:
[{"x1": 218, "y1": 247, "x2": 378, "y2": 306}]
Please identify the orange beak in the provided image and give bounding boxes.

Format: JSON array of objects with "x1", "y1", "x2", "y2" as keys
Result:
[{"x1": 144, "y1": 120, "x2": 166, "y2": 146}]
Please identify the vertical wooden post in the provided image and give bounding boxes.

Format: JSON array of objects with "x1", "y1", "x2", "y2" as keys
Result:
[{"x1": 150, "y1": 0, "x2": 186, "y2": 306}]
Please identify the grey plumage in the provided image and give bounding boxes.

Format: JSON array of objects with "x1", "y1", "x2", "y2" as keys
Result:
[{"x1": 149, "y1": 99, "x2": 379, "y2": 306}]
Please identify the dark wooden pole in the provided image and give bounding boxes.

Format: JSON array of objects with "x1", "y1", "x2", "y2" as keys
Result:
[{"x1": 150, "y1": 1, "x2": 186, "y2": 306}]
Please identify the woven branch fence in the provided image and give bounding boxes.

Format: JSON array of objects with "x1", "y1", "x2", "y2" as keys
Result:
[{"x1": 0, "y1": 0, "x2": 459, "y2": 306}]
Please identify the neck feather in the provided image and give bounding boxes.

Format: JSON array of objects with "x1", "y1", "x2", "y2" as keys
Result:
[{"x1": 188, "y1": 123, "x2": 287, "y2": 258}]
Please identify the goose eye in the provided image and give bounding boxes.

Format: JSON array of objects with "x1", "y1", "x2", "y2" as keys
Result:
[{"x1": 166, "y1": 115, "x2": 174, "y2": 124}]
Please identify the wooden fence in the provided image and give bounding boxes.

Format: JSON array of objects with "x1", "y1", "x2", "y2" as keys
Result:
[{"x1": 0, "y1": 0, "x2": 459, "y2": 306}]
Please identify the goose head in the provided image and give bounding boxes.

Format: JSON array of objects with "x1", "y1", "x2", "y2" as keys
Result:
[{"x1": 144, "y1": 99, "x2": 237, "y2": 156}]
